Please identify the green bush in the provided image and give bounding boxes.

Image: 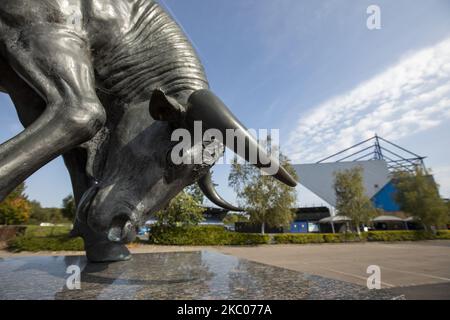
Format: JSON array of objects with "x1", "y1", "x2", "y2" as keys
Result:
[
  {"x1": 7, "y1": 225, "x2": 84, "y2": 252},
  {"x1": 149, "y1": 225, "x2": 269, "y2": 245}
]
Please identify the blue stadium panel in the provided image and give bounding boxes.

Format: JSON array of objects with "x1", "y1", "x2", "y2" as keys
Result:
[
  {"x1": 371, "y1": 181, "x2": 401, "y2": 212},
  {"x1": 290, "y1": 221, "x2": 309, "y2": 233}
]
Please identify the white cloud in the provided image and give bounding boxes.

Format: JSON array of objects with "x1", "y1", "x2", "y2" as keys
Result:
[
  {"x1": 433, "y1": 165, "x2": 450, "y2": 198},
  {"x1": 286, "y1": 37, "x2": 450, "y2": 163}
]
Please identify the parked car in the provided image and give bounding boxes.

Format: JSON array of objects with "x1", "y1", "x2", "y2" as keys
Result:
[
  {"x1": 224, "y1": 224, "x2": 235, "y2": 232},
  {"x1": 138, "y1": 226, "x2": 151, "y2": 236}
]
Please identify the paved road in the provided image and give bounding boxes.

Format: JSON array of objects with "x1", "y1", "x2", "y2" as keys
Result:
[{"x1": 213, "y1": 241, "x2": 450, "y2": 299}]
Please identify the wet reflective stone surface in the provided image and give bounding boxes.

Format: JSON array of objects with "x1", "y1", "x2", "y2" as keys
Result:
[{"x1": 0, "y1": 251, "x2": 396, "y2": 300}]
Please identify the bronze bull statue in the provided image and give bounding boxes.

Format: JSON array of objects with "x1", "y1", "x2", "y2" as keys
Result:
[{"x1": 0, "y1": 0, "x2": 296, "y2": 262}]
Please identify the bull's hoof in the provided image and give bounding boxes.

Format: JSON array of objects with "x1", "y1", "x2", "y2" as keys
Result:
[{"x1": 85, "y1": 242, "x2": 132, "y2": 263}]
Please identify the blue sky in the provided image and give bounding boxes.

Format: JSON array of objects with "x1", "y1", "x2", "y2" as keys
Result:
[{"x1": 1, "y1": 0, "x2": 450, "y2": 207}]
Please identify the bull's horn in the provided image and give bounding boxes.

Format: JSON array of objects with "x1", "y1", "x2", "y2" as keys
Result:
[
  {"x1": 198, "y1": 171, "x2": 243, "y2": 211},
  {"x1": 187, "y1": 90, "x2": 297, "y2": 187}
]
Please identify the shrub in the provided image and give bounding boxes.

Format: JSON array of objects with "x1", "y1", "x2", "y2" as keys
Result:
[{"x1": 148, "y1": 225, "x2": 269, "y2": 245}]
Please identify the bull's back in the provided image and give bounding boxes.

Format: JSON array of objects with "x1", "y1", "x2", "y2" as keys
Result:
[
  {"x1": 0, "y1": 0, "x2": 83, "y2": 28},
  {"x1": 0, "y1": 0, "x2": 209, "y2": 105},
  {"x1": 90, "y1": 0, "x2": 209, "y2": 104}
]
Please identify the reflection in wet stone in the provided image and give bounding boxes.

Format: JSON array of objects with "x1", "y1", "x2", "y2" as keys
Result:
[{"x1": 0, "y1": 251, "x2": 395, "y2": 300}]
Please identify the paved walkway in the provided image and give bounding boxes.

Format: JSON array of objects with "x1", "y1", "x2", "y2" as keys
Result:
[
  {"x1": 213, "y1": 241, "x2": 450, "y2": 290},
  {"x1": 2, "y1": 240, "x2": 450, "y2": 298}
]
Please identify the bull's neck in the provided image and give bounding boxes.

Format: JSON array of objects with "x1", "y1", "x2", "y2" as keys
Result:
[{"x1": 92, "y1": 0, "x2": 209, "y2": 105}]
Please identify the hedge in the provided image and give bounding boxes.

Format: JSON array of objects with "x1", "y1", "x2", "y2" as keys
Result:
[
  {"x1": 274, "y1": 232, "x2": 366, "y2": 244},
  {"x1": 8, "y1": 225, "x2": 270, "y2": 251},
  {"x1": 274, "y1": 230, "x2": 450, "y2": 244},
  {"x1": 7, "y1": 225, "x2": 84, "y2": 252},
  {"x1": 8, "y1": 235, "x2": 84, "y2": 252},
  {"x1": 22, "y1": 225, "x2": 73, "y2": 237},
  {"x1": 436, "y1": 230, "x2": 450, "y2": 239},
  {"x1": 367, "y1": 230, "x2": 450, "y2": 242},
  {"x1": 148, "y1": 225, "x2": 270, "y2": 245},
  {"x1": 6, "y1": 226, "x2": 450, "y2": 251}
]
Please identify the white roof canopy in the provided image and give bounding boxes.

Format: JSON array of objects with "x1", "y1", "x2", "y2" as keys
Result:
[
  {"x1": 293, "y1": 160, "x2": 391, "y2": 208},
  {"x1": 372, "y1": 215, "x2": 404, "y2": 222},
  {"x1": 319, "y1": 216, "x2": 352, "y2": 223}
]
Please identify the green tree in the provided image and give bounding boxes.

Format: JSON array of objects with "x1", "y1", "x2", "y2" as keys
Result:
[
  {"x1": 334, "y1": 167, "x2": 377, "y2": 236},
  {"x1": 446, "y1": 200, "x2": 450, "y2": 226},
  {"x1": 61, "y1": 195, "x2": 76, "y2": 221},
  {"x1": 154, "y1": 191, "x2": 205, "y2": 228},
  {"x1": 223, "y1": 213, "x2": 249, "y2": 225},
  {"x1": 28, "y1": 201, "x2": 50, "y2": 224},
  {"x1": 393, "y1": 168, "x2": 448, "y2": 231},
  {"x1": 184, "y1": 183, "x2": 204, "y2": 205},
  {"x1": 446, "y1": 200, "x2": 450, "y2": 222},
  {"x1": 0, "y1": 183, "x2": 31, "y2": 225},
  {"x1": 28, "y1": 200, "x2": 66, "y2": 224},
  {"x1": 228, "y1": 141, "x2": 297, "y2": 234}
]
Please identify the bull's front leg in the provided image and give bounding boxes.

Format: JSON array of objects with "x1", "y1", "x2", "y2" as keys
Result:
[
  {"x1": 0, "y1": 26, "x2": 106, "y2": 200},
  {"x1": 0, "y1": 97, "x2": 105, "y2": 200},
  {"x1": 0, "y1": 26, "x2": 132, "y2": 262}
]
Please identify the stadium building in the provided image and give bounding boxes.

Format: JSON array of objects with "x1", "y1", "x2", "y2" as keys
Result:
[
  {"x1": 282, "y1": 135, "x2": 432, "y2": 233},
  {"x1": 209, "y1": 135, "x2": 430, "y2": 234},
  {"x1": 293, "y1": 135, "x2": 427, "y2": 213}
]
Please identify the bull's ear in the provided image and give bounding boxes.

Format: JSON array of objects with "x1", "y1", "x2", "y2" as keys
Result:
[{"x1": 149, "y1": 89, "x2": 185, "y2": 121}]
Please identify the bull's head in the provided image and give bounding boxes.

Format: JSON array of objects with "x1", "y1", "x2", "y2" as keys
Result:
[{"x1": 78, "y1": 89, "x2": 297, "y2": 243}]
